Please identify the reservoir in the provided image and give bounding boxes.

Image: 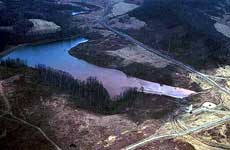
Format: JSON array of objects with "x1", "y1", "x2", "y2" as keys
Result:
[{"x1": 1, "y1": 38, "x2": 195, "y2": 98}]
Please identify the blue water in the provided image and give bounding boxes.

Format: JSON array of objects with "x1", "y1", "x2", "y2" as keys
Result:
[
  {"x1": 1, "y1": 38, "x2": 194, "y2": 98},
  {"x1": 3, "y1": 38, "x2": 87, "y2": 69},
  {"x1": 2, "y1": 38, "x2": 139, "y2": 96}
]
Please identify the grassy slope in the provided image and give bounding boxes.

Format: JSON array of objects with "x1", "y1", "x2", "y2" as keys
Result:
[{"x1": 128, "y1": 0, "x2": 230, "y2": 69}]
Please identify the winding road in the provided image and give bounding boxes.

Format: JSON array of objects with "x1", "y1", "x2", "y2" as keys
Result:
[
  {"x1": 100, "y1": 1, "x2": 230, "y2": 150},
  {"x1": 0, "y1": 79, "x2": 62, "y2": 150},
  {"x1": 0, "y1": 1, "x2": 230, "y2": 149},
  {"x1": 100, "y1": 1, "x2": 230, "y2": 96},
  {"x1": 0, "y1": 81, "x2": 11, "y2": 113},
  {"x1": 124, "y1": 114, "x2": 230, "y2": 150},
  {"x1": 100, "y1": 21, "x2": 230, "y2": 95},
  {"x1": 172, "y1": 112, "x2": 230, "y2": 149}
]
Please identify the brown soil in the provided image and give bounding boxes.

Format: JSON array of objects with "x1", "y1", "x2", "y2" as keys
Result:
[{"x1": 140, "y1": 139, "x2": 196, "y2": 150}]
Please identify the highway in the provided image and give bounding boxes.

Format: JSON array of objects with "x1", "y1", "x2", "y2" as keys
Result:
[
  {"x1": 1, "y1": 1, "x2": 229, "y2": 149},
  {"x1": 124, "y1": 115, "x2": 230, "y2": 150},
  {"x1": 100, "y1": 2, "x2": 230, "y2": 95},
  {"x1": 101, "y1": 17, "x2": 230, "y2": 148},
  {"x1": 172, "y1": 108, "x2": 230, "y2": 149},
  {"x1": 100, "y1": 21, "x2": 230, "y2": 96},
  {"x1": 100, "y1": 2, "x2": 230, "y2": 150}
]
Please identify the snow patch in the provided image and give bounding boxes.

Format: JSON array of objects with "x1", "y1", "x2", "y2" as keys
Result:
[
  {"x1": 214, "y1": 22, "x2": 230, "y2": 38},
  {"x1": 28, "y1": 19, "x2": 61, "y2": 35},
  {"x1": 111, "y1": 2, "x2": 139, "y2": 17}
]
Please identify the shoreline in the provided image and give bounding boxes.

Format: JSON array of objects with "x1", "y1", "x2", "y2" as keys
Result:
[
  {"x1": 0, "y1": 34, "x2": 83, "y2": 58},
  {"x1": 0, "y1": 34, "x2": 196, "y2": 98}
]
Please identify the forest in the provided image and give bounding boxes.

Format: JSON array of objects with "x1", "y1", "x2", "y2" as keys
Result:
[
  {"x1": 0, "y1": 0, "x2": 88, "y2": 51},
  {"x1": 0, "y1": 59, "x2": 143, "y2": 114},
  {"x1": 35, "y1": 64, "x2": 141, "y2": 114}
]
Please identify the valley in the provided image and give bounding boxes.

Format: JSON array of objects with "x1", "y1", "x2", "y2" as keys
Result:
[{"x1": 0, "y1": 0, "x2": 230, "y2": 150}]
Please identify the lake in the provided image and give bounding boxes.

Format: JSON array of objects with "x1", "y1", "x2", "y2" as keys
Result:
[{"x1": 1, "y1": 38, "x2": 195, "y2": 98}]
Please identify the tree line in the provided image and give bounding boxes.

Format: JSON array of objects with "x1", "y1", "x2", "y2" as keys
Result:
[
  {"x1": 35, "y1": 64, "x2": 112, "y2": 113},
  {"x1": 0, "y1": 59, "x2": 142, "y2": 114},
  {"x1": 0, "y1": 58, "x2": 27, "y2": 67},
  {"x1": 35, "y1": 65, "x2": 142, "y2": 114}
]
